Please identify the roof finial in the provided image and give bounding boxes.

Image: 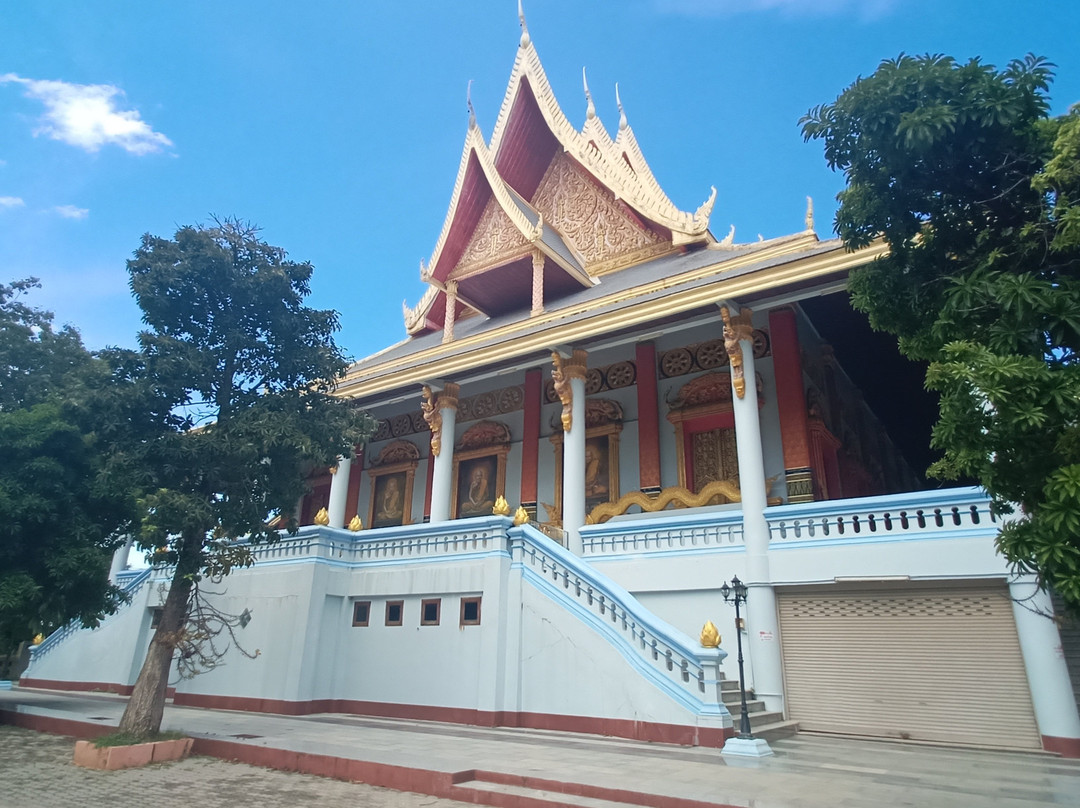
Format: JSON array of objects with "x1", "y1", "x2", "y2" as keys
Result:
[
  {"x1": 582, "y1": 67, "x2": 596, "y2": 120},
  {"x1": 467, "y1": 79, "x2": 476, "y2": 127},
  {"x1": 805, "y1": 196, "x2": 814, "y2": 232},
  {"x1": 518, "y1": 0, "x2": 530, "y2": 47},
  {"x1": 615, "y1": 83, "x2": 627, "y2": 130}
]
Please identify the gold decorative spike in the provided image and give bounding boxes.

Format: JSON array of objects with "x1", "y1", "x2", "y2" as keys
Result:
[
  {"x1": 720, "y1": 306, "x2": 754, "y2": 399},
  {"x1": 31, "y1": 633, "x2": 44, "y2": 646},
  {"x1": 421, "y1": 385, "x2": 442, "y2": 457},
  {"x1": 513, "y1": 505, "x2": 530, "y2": 526},
  {"x1": 348, "y1": 515, "x2": 363, "y2": 532},
  {"x1": 700, "y1": 620, "x2": 721, "y2": 648},
  {"x1": 314, "y1": 507, "x2": 330, "y2": 526},
  {"x1": 328, "y1": 464, "x2": 338, "y2": 475},
  {"x1": 493, "y1": 495, "x2": 511, "y2": 516}
]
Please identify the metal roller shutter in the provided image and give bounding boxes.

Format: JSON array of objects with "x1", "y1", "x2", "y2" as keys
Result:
[{"x1": 778, "y1": 582, "x2": 1040, "y2": 749}]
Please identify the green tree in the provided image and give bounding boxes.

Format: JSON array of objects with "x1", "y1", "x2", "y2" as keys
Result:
[
  {"x1": 802, "y1": 54, "x2": 1080, "y2": 611},
  {"x1": 0, "y1": 279, "x2": 141, "y2": 652},
  {"x1": 116, "y1": 220, "x2": 373, "y2": 737}
]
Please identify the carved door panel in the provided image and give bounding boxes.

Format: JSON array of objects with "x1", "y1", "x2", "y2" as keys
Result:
[{"x1": 690, "y1": 427, "x2": 739, "y2": 495}]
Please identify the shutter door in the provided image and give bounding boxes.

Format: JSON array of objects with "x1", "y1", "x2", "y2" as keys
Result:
[
  {"x1": 779, "y1": 583, "x2": 1040, "y2": 749},
  {"x1": 1052, "y1": 593, "x2": 1080, "y2": 709}
]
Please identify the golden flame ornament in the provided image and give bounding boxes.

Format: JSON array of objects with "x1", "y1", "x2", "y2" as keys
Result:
[
  {"x1": 513, "y1": 506, "x2": 529, "y2": 526},
  {"x1": 31, "y1": 633, "x2": 44, "y2": 646},
  {"x1": 700, "y1": 620, "x2": 721, "y2": 648},
  {"x1": 313, "y1": 507, "x2": 330, "y2": 526},
  {"x1": 347, "y1": 515, "x2": 363, "y2": 532},
  {"x1": 492, "y1": 495, "x2": 511, "y2": 516}
]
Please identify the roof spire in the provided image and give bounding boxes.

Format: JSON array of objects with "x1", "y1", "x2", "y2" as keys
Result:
[
  {"x1": 582, "y1": 67, "x2": 596, "y2": 120},
  {"x1": 467, "y1": 79, "x2": 476, "y2": 127},
  {"x1": 518, "y1": 0, "x2": 530, "y2": 47},
  {"x1": 805, "y1": 196, "x2": 814, "y2": 232},
  {"x1": 615, "y1": 83, "x2": 627, "y2": 130}
]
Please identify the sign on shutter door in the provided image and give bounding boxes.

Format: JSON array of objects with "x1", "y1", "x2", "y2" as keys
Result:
[{"x1": 779, "y1": 584, "x2": 1040, "y2": 749}]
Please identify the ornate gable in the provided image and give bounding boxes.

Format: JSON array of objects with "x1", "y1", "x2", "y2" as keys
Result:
[
  {"x1": 452, "y1": 196, "x2": 532, "y2": 279},
  {"x1": 531, "y1": 153, "x2": 671, "y2": 275}
]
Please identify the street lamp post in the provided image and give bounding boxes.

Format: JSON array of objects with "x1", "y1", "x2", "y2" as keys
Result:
[{"x1": 720, "y1": 575, "x2": 754, "y2": 740}]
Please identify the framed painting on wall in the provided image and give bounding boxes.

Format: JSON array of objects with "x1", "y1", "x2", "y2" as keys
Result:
[
  {"x1": 455, "y1": 454, "x2": 500, "y2": 518},
  {"x1": 366, "y1": 439, "x2": 419, "y2": 530},
  {"x1": 371, "y1": 470, "x2": 408, "y2": 528}
]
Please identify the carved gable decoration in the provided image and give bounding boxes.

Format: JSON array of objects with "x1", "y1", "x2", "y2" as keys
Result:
[
  {"x1": 531, "y1": 153, "x2": 668, "y2": 273},
  {"x1": 453, "y1": 196, "x2": 531, "y2": 277},
  {"x1": 373, "y1": 439, "x2": 420, "y2": 466},
  {"x1": 550, "y1": 398, "x2": 624, "y2": 432},
  {"x1": 668, "y1": 371, "x2": 764, "y2": 414},
  {"x1": 458, "y1": 420, "x2": 512, "y2": 451}
]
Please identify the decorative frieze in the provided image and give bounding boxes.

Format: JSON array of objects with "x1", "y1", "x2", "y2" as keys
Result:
[
  {"x1": 545, "y1": 359, "x2": 636, "y2": 403},
  {"x1": 371, "y1": 383, "x2": 524, "y2": 442},
  {"x1": 657, "y1": 331, "x2": 770, "y2": 380}
]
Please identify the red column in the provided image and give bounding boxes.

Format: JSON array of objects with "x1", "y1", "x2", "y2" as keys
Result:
[
  {"x1": 635, "y1": 342, "x2": 662, "y2": 493},
  {"x1": 769, "y1": 308, "x2": 814, "y2": 502},
  {"x1": 520, "y1": 369, "x2": 541, "y2": 519}
]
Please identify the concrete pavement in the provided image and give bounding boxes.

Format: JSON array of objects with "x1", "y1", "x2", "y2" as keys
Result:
[{"x1": 2, "y1": 687, "x2": 1078, "y2": 808}]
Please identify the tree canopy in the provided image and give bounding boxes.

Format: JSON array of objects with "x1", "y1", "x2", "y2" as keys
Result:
[
  {"x1": 802, "y1": 54, "x2": 1080, "y2": 611},
  {"x1": 0, "y1": 280, "x2": 141, "y2": 651},
  {"x1": 117, "y1": 220, "x2": 374, "y2": 736}
]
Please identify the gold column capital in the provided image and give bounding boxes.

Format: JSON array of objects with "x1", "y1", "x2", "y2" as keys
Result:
[{"x1": 721, "y1": 306, "x2": 753, "y2": 399}]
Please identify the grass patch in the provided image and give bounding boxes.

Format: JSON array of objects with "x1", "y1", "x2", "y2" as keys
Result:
[{"x1": 93, "y1": 730, "x2": 187, "y2": 748}]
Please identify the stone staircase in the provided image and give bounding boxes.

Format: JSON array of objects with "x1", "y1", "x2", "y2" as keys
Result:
[{"x1": 719, "y1": 676, "x2": 799, "y2": 741}]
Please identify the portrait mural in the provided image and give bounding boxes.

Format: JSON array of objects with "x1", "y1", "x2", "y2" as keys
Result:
[
  {"x1": 457, "y1": 456, "x2": 498, "y2": 517},
  {"x1": 451, "y1": 420, "x2": 511, "y2": 519},
  {"x1": 584, "y1": 435, "x2": 612, "y2": 511},
  {"x1": 366, "y1": 439, "x2": 419, "y2": 530},
  {"x1": 372, "y1": 471, "x2": 407, "y2": 528}
]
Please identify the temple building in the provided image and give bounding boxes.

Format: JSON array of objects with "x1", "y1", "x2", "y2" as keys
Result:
[{"x1": 24, "y1": 11, "x2": 1080, "y2": 757}]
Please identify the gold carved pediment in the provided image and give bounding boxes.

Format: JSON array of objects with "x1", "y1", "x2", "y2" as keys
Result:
[
  {"x1": 452, "y1": 196, "x2": 531, "y2": 278},
  {"x1": 458, "y1": 420, "x2": 512, "y2": 451},
  {"x1": 531, "y1": 153, "x2": 671, "y2": 274}
]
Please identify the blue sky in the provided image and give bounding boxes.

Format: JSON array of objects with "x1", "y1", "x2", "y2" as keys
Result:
[{"x1": 2, "y1": 1, "x2": 1078, "y2": 361}]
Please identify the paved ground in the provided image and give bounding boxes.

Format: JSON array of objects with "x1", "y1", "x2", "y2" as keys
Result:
[
  {"x1": 0, "y1": 725, "x2": 469, "y2": 808},
  {"x1": 2, "y1": 687, "x2": 1080, "y2": 807}
]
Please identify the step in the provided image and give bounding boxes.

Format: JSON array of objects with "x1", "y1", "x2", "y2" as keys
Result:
[
  {"x1": 741, "y1": 719, "x2": 800, "y2": 743},
  {"x1": 720, "y1": 694, "x2": 767, "y2": 713},
  {"x1": 450, "y1": 771, "x2": 734, "y2": 808}
]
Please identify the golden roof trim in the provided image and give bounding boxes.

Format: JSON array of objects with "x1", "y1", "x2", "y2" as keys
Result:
[{"x1": 341, "y1": 239, "x2": 887, "y2": 400}]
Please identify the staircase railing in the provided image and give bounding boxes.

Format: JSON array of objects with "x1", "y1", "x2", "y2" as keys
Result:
[
  {"x1": 30, "y1": 567, "x2": 154, "y2": 661},
  {"x1": 509, "y1": 523, "x2": 728, "y2": 714}
]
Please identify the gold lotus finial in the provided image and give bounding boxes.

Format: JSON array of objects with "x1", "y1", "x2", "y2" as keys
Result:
[
  {"x1": 347, "y1": 515, "x2": 363, "y2": 532},
  {"x1": 31, "y1": 633, "x2": 44, "y2": 646},
  {"x1": 492, "y1": 496, "x2": 511, "y2": 516},
  {"x1": 313, "y1": 507, "x2": 330, "y2": 526},
  {"x1": 513, "y1": 506, "x2": 529, "y2": 526},
  {"x1": 700, "y1": 620, "x2": 721, "y2": 648}
]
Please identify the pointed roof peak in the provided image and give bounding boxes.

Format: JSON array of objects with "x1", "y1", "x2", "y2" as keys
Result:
[
  {"x1": 615, "y1": 83, "x2": 627, "y2": 131},
  {"x1": 518, "y1": 0, "x2": 530, "y2": 47},
  {"x1": 582, "y1": 66, "x2": 596, "y2": 120},
  {"x1": 467, "y1": 79, "x2": 477, "y2": 128}
]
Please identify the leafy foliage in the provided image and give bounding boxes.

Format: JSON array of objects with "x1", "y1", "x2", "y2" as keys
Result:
[
  {"x1": 803, "y1": 55, "x2": 1080, "y2": 611},
  {"x1": 0, "y1": 280, "x2": 140, "y2": 650},
  {"x1": 117, "y1": 219, "x2": 374, "y2": 737}
]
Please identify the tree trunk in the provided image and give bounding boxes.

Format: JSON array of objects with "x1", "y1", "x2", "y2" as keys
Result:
[{"x1": 117, "y1": 546, "x2": 196, "y2": 738}]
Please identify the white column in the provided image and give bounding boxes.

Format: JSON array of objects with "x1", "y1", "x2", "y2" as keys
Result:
[
  {"x1": 327, "y1": 456, "x2": 351, "y2": 529},
  {"x1": 429, "y1": 383, "x2": 460, "y2": 523},
  {"x1": 108, "y1": 536, "x2": 134, "y2": 583},
  {"x1": 725, "y1": 305, "x2": 784, "y2": 714},
  {"x1": 559, "y1": 350, "x2": 588, "y2": 554},
  {"x1": 1009, "y1": 578, "x2": 1080, "y2": 752}
]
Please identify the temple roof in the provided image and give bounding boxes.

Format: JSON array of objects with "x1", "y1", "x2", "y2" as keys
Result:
[
  {"x1": 342, "y1": 234, "x2": 886, "y2": 402},
  {"x1": 403, "y1": 8, "x2": 717, "y2": 337}
]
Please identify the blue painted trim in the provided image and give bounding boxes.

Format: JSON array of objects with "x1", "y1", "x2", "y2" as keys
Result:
[
  {"x1": 585, "y1": 545, "x2": 748, "y2": 563},
  {"x1": 519, "y1": 564, "x2": 724, "y2": 715},
  {"x1": 250, "y1": 549, "x2": 512, "y2": 570},
  {"x1": 581, "y1": 509, "x2": 744, "y2": 539},
  {"x1": 767, "y1": 528, "x2": 995, "y2": 551}
]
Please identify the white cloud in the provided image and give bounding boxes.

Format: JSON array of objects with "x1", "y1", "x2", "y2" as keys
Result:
[
  {"x1": 0, "y1": 195, "x2": 25, "y2": 208},
  {"x1": 0, "y1": 73, "x2": 172, "y2": 155},
  {"x1": 53, "y1": 204, "x2": 89, "y2": 220},
  {"x1": 652, "y1": 0, "x2": 896, "y2": 18}
]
